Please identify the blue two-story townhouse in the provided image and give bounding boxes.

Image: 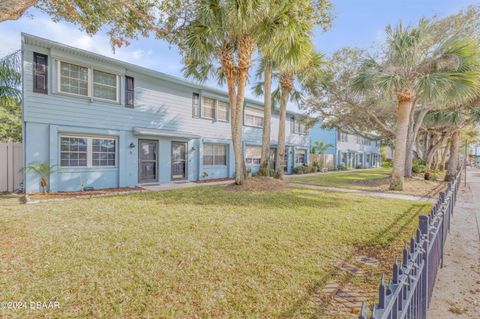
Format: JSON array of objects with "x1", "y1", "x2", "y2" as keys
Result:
[
  {"x1": 22, "y1": 34, "x2": 310, "y2": 193},
  {"x1": 310, "y1": 123, "x2": 381, "y2": 169}
]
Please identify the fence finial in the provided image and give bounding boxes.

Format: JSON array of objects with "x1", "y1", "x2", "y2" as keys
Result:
[
  {"x1": 379, "y1": 272, "x2": 386, "y2": 309},
  {"x1": 402, "y1": 242, "x2": 409, "y2": 266},
  {"x1": 393, "y1": 257, "x2": 399, "y2": 284},
  {"x1": 410, "y1": 232, "x2": 416, "y2": 254}
]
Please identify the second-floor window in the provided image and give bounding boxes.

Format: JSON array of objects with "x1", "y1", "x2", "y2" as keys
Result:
[
  {"x1": 217, "y1": 101, "x2": 229, "y2": 122},
  {"x1": 356, "y1": 136, "x2": 371, "y2": 145},
  {"x1": 93, "y1": 70, "x2": 117, "y2": 101},
  {"x1": 338, "y1": 132, "x2": 348, "y2": 142},
  {"x1": 59, "y1": 62, "x2": 88, "y2": 96},
  {"x1": 58, "y1": 61, "x2": 119, "y2": 102},
  {"x1": 291, "y1": 118, "x2": 307, "y2": 134},
  {"x1": 202, "y1": 97, "x2": 216, "y2": 119},
  {"x1": 244, "y1": 113, "x2": 263, "y2": 128},
  {"x1": 196, "y1": 96, "x2": 230, "y2": 122}
]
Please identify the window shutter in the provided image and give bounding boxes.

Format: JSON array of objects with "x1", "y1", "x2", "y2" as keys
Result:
[
  {"x1": 33, "y1": 53, "x2": 48, "y2": 94},
  {"x1": 290, "y1": 118, "x2": 295, "y2": 133},
  {"x1": 192, "y1": 93, "x2": 200, "y2": 118},
  {"x1": 125, "y1": 76, "x2": 134, "y2": 108}
]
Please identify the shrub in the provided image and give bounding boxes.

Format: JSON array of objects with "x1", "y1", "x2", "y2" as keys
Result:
[
  {"x1": 355, "y1": 165, "x2": 363, "y2": 169},
  {"x1": 294, "y1": 166, "x2": 304, "y2": 174},
  {"x1": 424, "y1": 170, "x2": 440, "y2": 181},
  {"x1": 337, "y1": 164, "x2": 347, "y2": 171},
  {"x1": 381, "y1": 160, "x2": 393, "y2": 168},
  {"x1": 412, "y1": 159, "x2": 426, "y2": 174}
]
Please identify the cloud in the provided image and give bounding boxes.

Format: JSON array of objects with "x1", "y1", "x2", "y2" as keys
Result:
[{"x1": 0, "y1": 10, "x2": 181, "y2": 72}]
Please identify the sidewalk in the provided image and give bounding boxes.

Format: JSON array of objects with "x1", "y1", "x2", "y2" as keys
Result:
[
  {"x1": 428, "y1": 168, "x2": 480, "y2": 318},
  {"x1": 288, "y1": 182, "x2": 434, "y2": 202}
]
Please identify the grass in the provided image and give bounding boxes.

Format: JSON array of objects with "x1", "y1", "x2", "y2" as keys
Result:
[
  {"x1": 289, "y1": 168, "x2": 393, "y2": 191},
  {"x1": 0, "y1": 186, "x2": 431, "y2": 318}
]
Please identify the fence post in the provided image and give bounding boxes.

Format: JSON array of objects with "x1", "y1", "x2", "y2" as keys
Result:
[{"x1": 419, "y1": 215, "x2": 429, "y2": 317}]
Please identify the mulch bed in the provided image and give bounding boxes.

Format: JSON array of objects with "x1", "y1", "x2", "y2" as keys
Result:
[
  {"x1": 351, "y1": 174, "x2": 447, "y2": 198},
  {"x1": 26, "y1": 186, "x2": 145, "y2": 203},
  {"x1": 223, "y1": 176, "x2": 286, "y2": 192}
]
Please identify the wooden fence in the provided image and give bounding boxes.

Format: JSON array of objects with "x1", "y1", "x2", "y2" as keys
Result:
[
  {"x1": 0, "y1": 142, "x2": 23, "y2": 192},
  {"x1": 359, "y1": 167, "x2": 462, "y2": 319}
]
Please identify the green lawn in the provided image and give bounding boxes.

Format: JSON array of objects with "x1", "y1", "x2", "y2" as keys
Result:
[
  {"x1": 289, "y1": 168, "x2": 393, "y2": 191},
  {"x1": 0, "y1": 185, "x2": 429, "y2": 318}
]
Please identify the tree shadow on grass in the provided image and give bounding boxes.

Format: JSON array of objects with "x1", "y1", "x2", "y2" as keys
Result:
[
  {"x1": 277, "y1": 202, "x2": 430, "y2": 319},
  {"x1": 125, "y1": 186, "x2": 352, "y2": 211}
]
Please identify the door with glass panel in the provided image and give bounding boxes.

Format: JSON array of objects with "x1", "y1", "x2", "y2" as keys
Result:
[
  {"x1": 139, "y1": 139, "x2": 158, "y2": 183},
  {"x1": 171, "y1": 142, "x2": 187, "y2": 180}
]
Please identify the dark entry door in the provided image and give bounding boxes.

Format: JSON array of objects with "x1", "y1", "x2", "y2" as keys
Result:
[
  {"x1": 139, "y1": 139, "x2": 158, "y2": 183},
  {"x1": 171, "y1": 142, "x2": 187, "y2": 180}
]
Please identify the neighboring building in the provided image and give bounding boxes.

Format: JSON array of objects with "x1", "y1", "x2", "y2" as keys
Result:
[
  {"x1": 310, "y1": 124, "x2": 381, "y2": 169},
  {"x1": 309, "y1": 123, "x2": 337, "y2": 169},
  {"x1": 21, "y1": 34, "x2": 309, "y2": 192}
]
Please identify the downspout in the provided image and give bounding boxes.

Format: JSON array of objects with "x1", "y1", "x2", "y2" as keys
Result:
[{"x1": 21, "y1": 35, "x2": 26, "y2": 193}]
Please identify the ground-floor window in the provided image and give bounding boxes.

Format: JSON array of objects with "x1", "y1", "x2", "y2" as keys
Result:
[
  {"x1": 245, "y1": 146, "x2": 261, "y2": 164},
  {"x1": 60, "y1": 135, "x2": 116, "y2": 168},
  {"x1": 203, "y1": 143, "x2": 227, "y2": 165},
  {"x1": 295, "y1": 148, "x2": 306, "y2": 164}
]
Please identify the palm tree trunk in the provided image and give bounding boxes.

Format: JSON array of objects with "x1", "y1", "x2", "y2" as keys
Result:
[
  {"x1": 445, "y1": 130, "x2": 460, "y2": 181},
  {"x1": 405, "y1": 106, "x2": 429, "y2": 177},
  {"x1": 275, "y1": 75, "x2": 292, "y2": 179},
  {"x1": 439, "y1": 140, "x2": 450, "y2": 170},
  {"x1": 259, "y1": 63, "x2": 272, "y2": 176},
  {"x1": 390, "y1": 99, "x2": 413, "y2": 190},
  {"x1": 425, "y1": 133, "x2": 447, "y2": 171},
  {"x1": 233, "y1": 35, "x2": 255, "y2": 185}
]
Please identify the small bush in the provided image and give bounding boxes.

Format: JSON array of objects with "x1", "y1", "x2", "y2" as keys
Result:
[
  {"x1": 355, "y1": 165, "x2": 363, "y2": 169},
  {"x1": 294, "y1": 166, "x2": 304, "y2": 174},
  {"x1": 412, "y1": 159, "x2": 426, "y2": 174},
  {"x1": 424, "y1": 170, "x2": 440, "y2": 181},
  {"x1": 381, "y1": 160, "x2": 393, "y2": 168},
  {"x1": 337, "y1": 164, "x2": 347, "y2": 171}
]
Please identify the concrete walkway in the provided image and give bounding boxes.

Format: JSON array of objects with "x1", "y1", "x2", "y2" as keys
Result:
[
  {"x1": 428, "y1": 168, "x2": 480, "y2": 318},
  {"x1": 142, "y1": 180, "x2": 232, "y2": 191},
  {"x1": 288, "y1": 182, "x2": 435, "y2": 202}
]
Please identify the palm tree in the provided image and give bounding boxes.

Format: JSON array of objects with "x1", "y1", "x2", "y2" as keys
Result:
[
  {"x1": 351, "y1": 19, "x2": 480, "y2": 190},
  {"x1": 275, "y1": 51, "x2": 325, "y2": 179},
  {"x1": 254, "y1": 0, "x2": 332, "y2": 176},
  {"x1": 0, "y1": 50, "x2": 22, "y2": 142},
  {"x1": 311, "y1": 140, "x2": 334, "y2": 170},
  {"x1": 180, "y1": 0, "x2": 270, "y2": 185},
  {"x1": 422, "y1": 106, "x2": 480, "y2": 180},
  {"x1": 22, "y1": 161, "x2": 61, "y2": 194}
]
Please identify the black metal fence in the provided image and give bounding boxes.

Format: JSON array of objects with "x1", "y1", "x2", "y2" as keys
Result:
[{"x1": 359, "y1": 168, "x2": 462, "y2": 319}]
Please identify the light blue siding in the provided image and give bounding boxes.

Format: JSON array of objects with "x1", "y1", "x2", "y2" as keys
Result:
[{"x1": 22, "y1": 34, "x2": 309, "y2": 192}]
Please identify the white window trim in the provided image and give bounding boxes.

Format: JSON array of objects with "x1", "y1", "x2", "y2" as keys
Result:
[
  {"x1": 59, "y1": 134, "x2": 117, "y2": 168},
  {"x1": 244, "y1": 113, "x2": 264, "y2": 128},
  {"x1": 199, "y1": 96, "x2": 230, "y2": 122},
  {"x1": 201, "y1": 96, "x2": 216, "y2": 120},
  {"x1": 245, "y1": 145, "x2": 262, "y2": 165},
  {"x1": 203, "y1": 143, "x2": 228, "y2": 166},
  {"x1": 57, "y1": 60, "x2": 120, "y2": 103},
  {"x1": 295, "y1": 148, "x2": 307, "y2": 164},
  {"x1": 216, "y1": 100, "x2": 229, "y2": 122}
]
